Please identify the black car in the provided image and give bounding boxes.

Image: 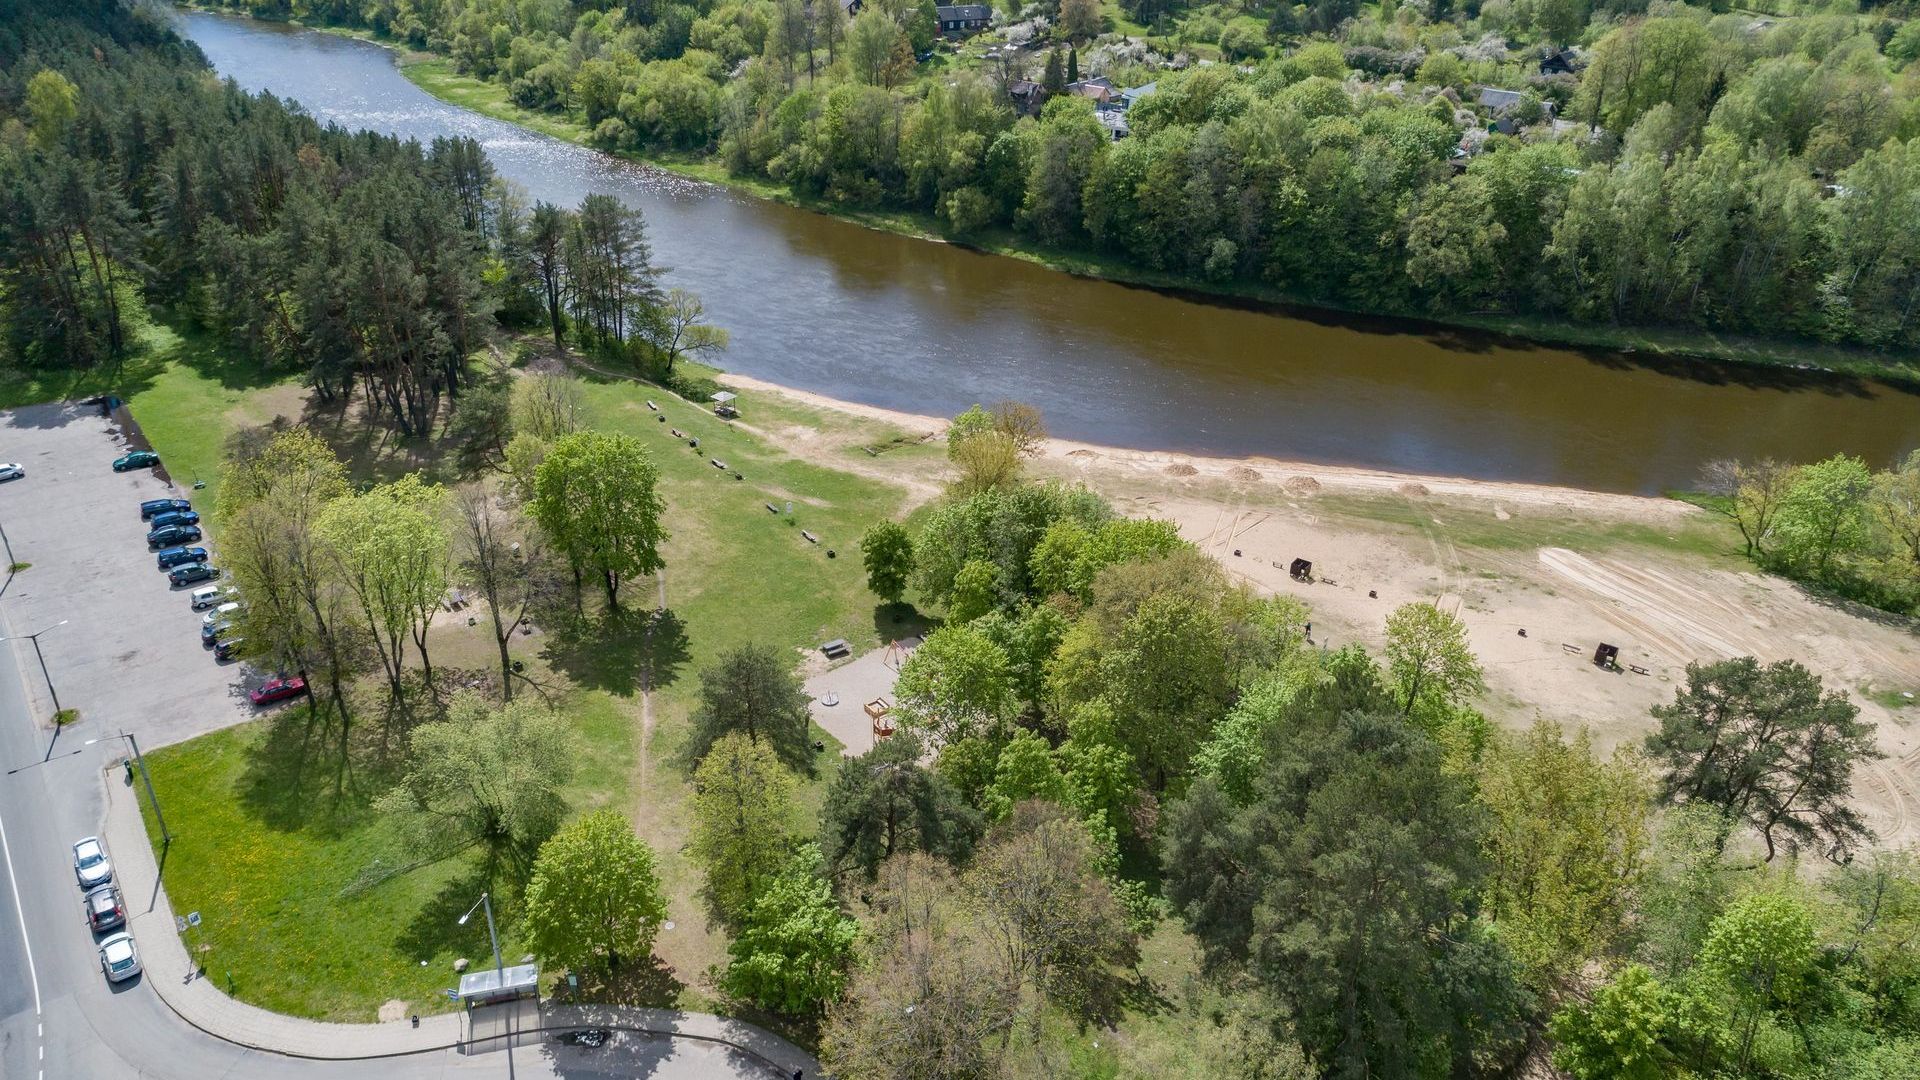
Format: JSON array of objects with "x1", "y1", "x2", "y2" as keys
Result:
[
  {"x1": 147, "y1": 524, "x2": 202, "y2": 550},
  {"x1": 139, "y1": 498, "x2": 192, "y2": 520},
  {"x1": 149, "y1": 510, "x2": 201, "y2": 529},
  {"x1": 213, "y1": 636, "x2": 245, "y2": 661},
  {"x1": 169, "y1": 562, "x2": 218, "y2": 587},
  {"x1": 201, "y1": 620, "x2": 232, "y2": 646}
]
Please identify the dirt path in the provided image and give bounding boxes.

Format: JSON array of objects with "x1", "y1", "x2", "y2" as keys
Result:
[{"x1": 638, "y1": 571, "x2": 667, "y2": 793}]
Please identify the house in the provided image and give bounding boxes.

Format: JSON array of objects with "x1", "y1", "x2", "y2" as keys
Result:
[
  {"x1": 1008, "y1": 78, "x2": 1044, "y2": 115},
  {"x1": 1119, "y1": 81, "x2": 1157, "y2": 110},
  {"x1": 1538, "y1": 48, "x2": 1578, "y2": 76},
  {"x1": 935, "y1": 4, "x2": 991, "y2": 36},
  {"x1": 1096, "y1": 108, "x2": 1130, "y2": 140},
  {"x1": 841, "y1": 0, "x2": 862, "y2": 17},
  {"x1": 1476, "y1": 86, "x2": 1525, "y2": 112},
  {"x1": 1066, "y1": 76, "x2": 1117, "y2": 106},
  {"x1": 1476, "y1": 85, "x2": 1555, "y2": 133}
]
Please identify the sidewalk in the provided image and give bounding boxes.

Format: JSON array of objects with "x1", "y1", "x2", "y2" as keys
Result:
[{"x1": 100, "y1": 770, "x2": 827, "y2": 1075}]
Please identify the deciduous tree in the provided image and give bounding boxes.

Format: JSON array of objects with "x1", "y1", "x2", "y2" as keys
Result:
[
  {"x1": 691, "y1": 733, "x2": 796, "y2": 922},
  {"x1": 530, "y1": 429, "x2": 668, "y2": 608},
  {"x1": 1479, "y1": 720, "x2": 1652, "y2": 989},
  {"x1": 720, "y1": 845, "x2": 858, "y2": 1014},
  {"x1": 1384, "y1": 601, "x2": 1484, "y2": 719},
  {"x1": 523, "y1": 809, "x2": 669, "y2": 975},
  {"x1": 893, "y1": 624, "x2": 1018, "y2": 743},
  {"x1": 376, "y1": 693, "x2": 577, "y2": 874},
  {"x1": 859, "y1": 519, "x2": 915, "y2": 603}
]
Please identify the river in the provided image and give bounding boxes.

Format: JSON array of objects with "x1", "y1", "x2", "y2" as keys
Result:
[{"x1": 179, "y1": 11, "x2": 1920, "y2": 494}]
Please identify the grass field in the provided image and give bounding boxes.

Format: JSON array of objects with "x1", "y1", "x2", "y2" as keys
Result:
[
  {"x1": 137, "y1": 688, "x2": 638, "y2": 1020},
  {"x1": 122, "y1": 344, "x2": 934, "y2": 1022}
]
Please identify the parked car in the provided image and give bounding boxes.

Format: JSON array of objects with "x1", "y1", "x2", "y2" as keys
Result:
[
  {"x1": 202, "y1": 601, "x2": 242, "y2": 628},
  {"x1": 250, "y1": 676, "x2": 308, "y2": 706},
  {"x1": 140, "y1": 498, "x2": 191, "y2": 520},
  {"x1": 112, "y1": 451, "x2": 159, "y2": 472},
  {"x1": 213, "y1": 636, "x2": 245, "y2": 661},
  {"x1": 156, "y1": 546, "x2": 209, "y2": 570},
  {"x1": 0, "y1": 463, "x2": 23, "y2": 481},
  {"x1": 149, "y1": 510, "x2": 201, "y2": 529},
  {"x1": 84, "y1": 884, "x2": 125, "y2": 931},
  {"x1": 189, "y1": 585, "x2": 237, "y2": 610},
  {"x1": 72, "y1": 837, "x2": 111, "y2": 889},
  {"x1": 146, "y1": 524, "x2": 202, "y2": 550},
  {"x1": 169, "y1": 563, "x2": 217, "y2": 587},
  {"x1": 97, "y1": 931, "x2": 141, "y2": 983},
  {"x1": 201, "y1": 620, "x2": 232, "y2": 646}
]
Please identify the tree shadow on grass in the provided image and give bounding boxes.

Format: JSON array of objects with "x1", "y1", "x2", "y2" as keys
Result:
[
  {"x1": 541, "y1": 604, "x2": 691, "y2": 697},
  {"x1": 236, "y1": 698, "x2": 396, "y2": 838},
  {"x1": 394, "y1": 861, "x2": 514, "y2": 969},
  {"x1": 562, "y1": 954, "x2": 684, "y2": 1009},
  {"x1": 870, "y1": 601, "x2": 937, "y2": 644}
]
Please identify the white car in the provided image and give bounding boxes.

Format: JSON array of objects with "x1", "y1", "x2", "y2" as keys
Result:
[
  {"x1": 98, "y1": 932, "x2": 141, "y2": 982},
  {"x1": 0, "y1": 463, "x2": 22, "y2": 481},
  {"x1": 73, "y1": 837, "x2": 111, "y2": 889},
  {"x1": 202, "y1": 601, "x2": 242, "y2": 628}
]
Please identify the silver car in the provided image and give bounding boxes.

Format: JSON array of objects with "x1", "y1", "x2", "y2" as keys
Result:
[
  {"x1": 73, "y1": 836, "x2": 111, "y2": 889},
  {"x1": 98, "y1": 932, "x2": 141, "y2": 982}
]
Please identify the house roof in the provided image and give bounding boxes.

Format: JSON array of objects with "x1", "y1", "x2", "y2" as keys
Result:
[
  {"x1": 1476, "y1": 86, "x2": 1524, "y2": 111},
  {"x1": 936, "y1": 4, "x2": 992, "y2": 19}
]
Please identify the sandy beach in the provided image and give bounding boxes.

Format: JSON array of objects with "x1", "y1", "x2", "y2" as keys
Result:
[{"x1": 719, "y1": 370, "x2": 1920, "y2": 851}]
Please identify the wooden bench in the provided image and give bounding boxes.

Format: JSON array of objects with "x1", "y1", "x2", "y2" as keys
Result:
[{"x1": 820, "y1": 638, "x2": 850, "y2": 659}]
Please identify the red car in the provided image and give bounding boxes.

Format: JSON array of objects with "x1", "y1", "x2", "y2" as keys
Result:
[{"x1": 249, "y1": 676, "x2": 307, "y2": 706}]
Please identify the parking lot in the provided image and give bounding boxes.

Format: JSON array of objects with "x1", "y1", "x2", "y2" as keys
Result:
[{"x1": 0, "y1": 402, "x2": 255, "y2": 750}]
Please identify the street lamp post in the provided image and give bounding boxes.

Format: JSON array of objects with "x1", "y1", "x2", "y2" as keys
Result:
[
  {"x1": 459, "y1": 891, "x2": 505, "y2": 982},
  {"x1": 1, "y1": 619, "x2": 69, "y2": 719},
  {"x1": 86, "y1": 732, "x2": 171, "y2": 847}
]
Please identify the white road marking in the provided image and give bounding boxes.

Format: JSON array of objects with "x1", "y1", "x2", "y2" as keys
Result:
[{"x1": 0, "y1": 804, "x2": 42, "y2": 1016}]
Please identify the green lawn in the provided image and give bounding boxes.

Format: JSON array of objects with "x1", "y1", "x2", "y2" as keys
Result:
[
  {"x1": 132, "y1": 356, "x2": 929, "y2": 1022},
  {"x1": 139, "y1": 689, "x2": 635, "y2": 1021}
]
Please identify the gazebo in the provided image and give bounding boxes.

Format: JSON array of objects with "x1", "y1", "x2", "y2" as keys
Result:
[{"x1": 710, "y1": 390, "x2": 738, "y2": 418}]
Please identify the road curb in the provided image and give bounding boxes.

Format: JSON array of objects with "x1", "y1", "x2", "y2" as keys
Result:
[{"x1": 100, "y1": 770, "x2": 828, "y2": 1075}]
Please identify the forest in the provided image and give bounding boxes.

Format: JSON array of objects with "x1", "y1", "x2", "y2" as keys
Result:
[
  {"x1": 0, "y1": 0, "x2": 716, "y2": 421},
  {"x1": 186, "y1": 0, "x2": 1920, "y2": 355}
]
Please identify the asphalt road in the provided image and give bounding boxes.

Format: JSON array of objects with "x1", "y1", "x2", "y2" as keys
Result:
[{"x1": 0, "y1": 411, "x2": 782, "y2": 1079}]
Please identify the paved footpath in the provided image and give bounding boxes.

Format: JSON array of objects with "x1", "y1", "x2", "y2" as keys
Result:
[{"x1": 100, "y1": 770, "x2": 826, "y2": 1075}]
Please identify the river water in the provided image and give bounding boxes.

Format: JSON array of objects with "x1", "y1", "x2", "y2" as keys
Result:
[{"x1": 179, "y1": 11, "x2": 1920, "y2": 493}]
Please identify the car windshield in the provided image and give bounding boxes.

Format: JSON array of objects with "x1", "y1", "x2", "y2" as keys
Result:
[{"x1": 78, "y1": 849, "x2": 102, "y2": 867}]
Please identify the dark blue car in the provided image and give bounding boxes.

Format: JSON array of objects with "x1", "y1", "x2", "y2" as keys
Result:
[
  {"x1": 139, "y1": 498, "x2": 191, "y2": 521},
  {"x1": 156, "y1": 546, "x2": 209, "y2": 570},
  {"x1": 201, "y1": 620, "x2": 232, "y2": 646},
  {"x1": 146, "y1": 524, "x2": 202, "y2": 550},
  {"x1": 149, "y1": 510, "x2": 200, "y2": 529}
]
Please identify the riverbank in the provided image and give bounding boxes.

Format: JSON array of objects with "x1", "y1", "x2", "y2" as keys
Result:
[
  {"x1": 171, "y1": 6, "x2": 1920, "y2": 381},
  {"x1": 373, "y1": 37, "x2": 1920, "y2": 381},
  {"x1": 704, "y1": 369, "x2": 1920, "y2": 854}
]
